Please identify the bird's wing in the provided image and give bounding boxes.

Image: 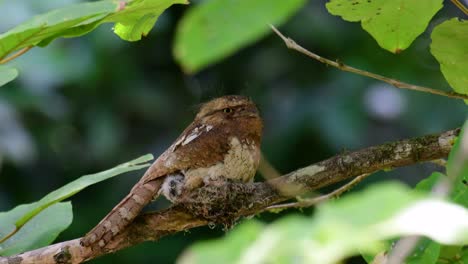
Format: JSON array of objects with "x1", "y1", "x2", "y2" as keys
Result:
[{"x1": 141, "y1": 121, "x2": 229, "y2": 183}]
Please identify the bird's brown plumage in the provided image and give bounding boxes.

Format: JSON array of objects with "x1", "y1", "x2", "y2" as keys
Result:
[{"x1": 81, "y1": 95, "x2": 263, "y2": 247}]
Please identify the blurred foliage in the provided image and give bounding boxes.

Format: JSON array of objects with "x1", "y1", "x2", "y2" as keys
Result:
[
  {"x1": 0, "y1": 0, "x2": 467, "y2": 263},
  {"x1": 179, "y1": 182, "x2": 468, "y2": 264},
  {"x1": 182, "y1": 126, "x2": 468, "y2": 264},
  {"x1": 174, "y1": 0, "x2": 307, "y2": 72}
]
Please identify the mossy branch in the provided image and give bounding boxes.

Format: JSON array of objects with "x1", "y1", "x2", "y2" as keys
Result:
[{"x1": 0, "y1": 128, "x2": 459, "y2": 264}]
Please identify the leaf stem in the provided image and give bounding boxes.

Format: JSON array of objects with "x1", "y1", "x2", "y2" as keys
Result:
[
  {"x1": 0, "y1": 227, "x2": 18, "y2": 244},
  {"x1": 0, "y1": 46, "x2": 33, "y2": 64},
  {"x1": 270, "y1": 25, "x2": 468, "y2": 101},
  {"x1": 450, "y1": 0, "x2": 468, "y2": 16}
]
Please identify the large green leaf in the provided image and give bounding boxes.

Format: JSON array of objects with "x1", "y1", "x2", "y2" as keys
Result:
[
  {"x1": 174, "y1": 0, "x2": 307, "y2": 73},
  {"x1": 0, "y1": 1, "x2": 118, "y2": 59},
  {"x1": 0, "y1": 66, "x2": 18, "y2": 87},
  {"x1": 326, "y1": 0, "x2": 443, "y2": 53},
  {"x1": 0, "y1": 202, "x2": 72, "y2": 256},
  {"x1": 179, "y1": 182, "x2": 468, "y2": 264},
  {"x1": 431, "y1": 19, "x2": 468, "y2": 103},
  {"x1": 0, "y1": 154, "x2": 153, "y2": 254},
  {"x1": 0, "y1": 0, "x2": 187, "y2": 59}
]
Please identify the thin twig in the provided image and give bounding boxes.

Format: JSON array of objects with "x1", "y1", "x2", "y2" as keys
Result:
[
  {"x1": 270, "y1": 25, "x2": 468, "y2": 101},
  {"x1": 265, "y1": 173, "x2": 370, "y2": 211},
  {"x1": 450, "y1": 0, "x2": 468, "y2": 15},
  {"x1": 0, "y1": 46, "x2": 33, "y2": 64},
  {"x1": 429, "y1": 159, "x2": 447, "y2": 167},
  {"x1": 258, "y1": 153, "x2": 282, "y2": 180}
]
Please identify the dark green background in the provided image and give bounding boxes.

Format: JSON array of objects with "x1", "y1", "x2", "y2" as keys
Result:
[{"x1": 0, "y1": 0, "x2": 466, "y2": 263}]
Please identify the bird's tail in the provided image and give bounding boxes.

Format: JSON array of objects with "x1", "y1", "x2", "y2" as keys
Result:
[{"x1": 80, "y1": 178, "x2": 163, "y2": 247}]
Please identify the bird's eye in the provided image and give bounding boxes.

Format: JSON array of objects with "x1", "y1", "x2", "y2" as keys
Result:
[{"x1": 223, "y1": 108, "x2": 233, "y2": 113}]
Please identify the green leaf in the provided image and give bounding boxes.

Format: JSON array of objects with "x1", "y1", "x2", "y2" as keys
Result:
[
  {"x1": 179, "y1": 182, "x2": 468, "y2": 264},
  {"x1": 0, "y1": 202, "x2": 72, "y2": 256},
  {"x1": 0, "y1": 154, "x2": 152, "y2": 252},
  {"x1": 0, "y1": 1, "x2": 118, "y2": 59},
  {"x1": 174, "y1": 0, "x2": 307, "y2": 73},
  {"x1": 0, "y1": 0, "x2": 187, "y2": 59},
  {"x1": 414, "y1": 171, "x2": 444, "y2": 193},
  {"x1": 406, "y1": 238, "x2": 440, "y2": 264},
  {"x1": 0, "y1": 66, "x2": 18, "y2": 87},
  {"x1": 178, "y1": 221, "x2": 264, "y2": 264},
  {"x1": 431, "y1": 19, "x2": 468, "y2": 103},
  {"x1": 110, "y1": 0, "x2": 189, "y2": 41},
  {"x1": 460, "y1": 247, "x2": 468, "y2": 263},
  {"x1": 326, "y1": 0, "x2": 443, "y2": 53},
  {"x1": 438, "y1": 245, "x2": 464, "y2": 263}
]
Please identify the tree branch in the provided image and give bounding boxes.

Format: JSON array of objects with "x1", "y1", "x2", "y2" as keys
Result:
[
  {"x1": 269, "y1": 25, "x2": 468, "y2": 101},
  {"x1": 0, "y1": 128, "x2": 459, "y2": 264}
]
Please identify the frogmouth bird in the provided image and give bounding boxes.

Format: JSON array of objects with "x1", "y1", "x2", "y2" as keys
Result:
[{"x1": 81, "y1": 95, "x2": 263, "y2": 247}]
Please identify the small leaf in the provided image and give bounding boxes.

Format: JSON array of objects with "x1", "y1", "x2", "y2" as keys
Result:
[
  {"x1": 0, "y1": 154, "x2": 153, "y2": 252},
  {"x1": 326, "y1": 0, "x2": 443, "y2": 53},
  {"x1": 414, "y1": 171, "x2": 444, "y2": 192},
  {"x1": 0, "y1": 66, "x2": 18, "y2": 87},
  {"x1": 109, "y1": 0, "x2": 189, "y2": 41},
  {"x1": 0, "y1": 202, "x2": 72, "y2": 256},
  {"x1": 174, "y1": 0, "x2": 307, "y2": 73},
  {"x1": 431, "y1": 19, "x2": 468, "y2": 103}
]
